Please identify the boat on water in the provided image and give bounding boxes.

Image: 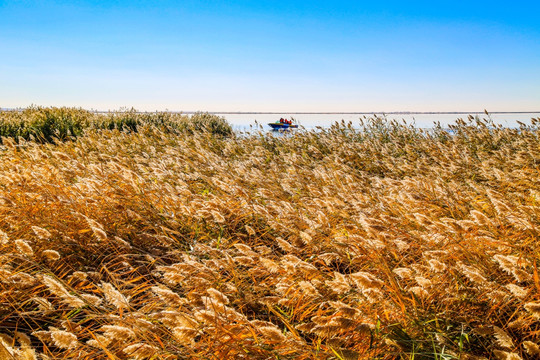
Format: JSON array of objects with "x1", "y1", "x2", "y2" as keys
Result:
[{"x1": 268, "y1": 118, "x2": 299, "y2": 130}]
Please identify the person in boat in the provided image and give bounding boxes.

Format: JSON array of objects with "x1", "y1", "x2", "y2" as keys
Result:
[{"x1": 279, "y1": 118, "x2": 284, "y2": 123}]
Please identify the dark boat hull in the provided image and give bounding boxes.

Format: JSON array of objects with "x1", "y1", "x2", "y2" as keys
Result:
[{"x1": 268, "y1": 123, "x2": 299, "y2": 130}]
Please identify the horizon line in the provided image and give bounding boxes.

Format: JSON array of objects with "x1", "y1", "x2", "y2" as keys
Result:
[{"x1": 1, "y1": 108, "x2": 540, "y2": 115}]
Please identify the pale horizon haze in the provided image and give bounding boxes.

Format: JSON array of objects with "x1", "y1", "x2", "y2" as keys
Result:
[{"x1": 1, "y1": 0, "x2": 539, "y2": 112}]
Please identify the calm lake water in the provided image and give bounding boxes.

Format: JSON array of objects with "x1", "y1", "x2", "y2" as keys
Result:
[{"x1": 218, "y1": 112, "x2": 540, "y2": 132}]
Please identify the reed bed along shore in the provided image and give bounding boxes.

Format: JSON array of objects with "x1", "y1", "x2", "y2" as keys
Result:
[
  {"x1": 0, "y1": 106, "x2": 233, "y2": 141},
  {"x1": 0, "y1": 108, "x2": 539, "y2": 359}
]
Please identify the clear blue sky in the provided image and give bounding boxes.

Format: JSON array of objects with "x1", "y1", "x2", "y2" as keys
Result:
[{"x1": 1, "y1": 0, "x2": 539, "y2": 112}]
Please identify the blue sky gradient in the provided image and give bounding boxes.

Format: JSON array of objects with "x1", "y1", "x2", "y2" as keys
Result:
[{"x1": 1, "y1": 0, "x2": 539, "y2": 111}]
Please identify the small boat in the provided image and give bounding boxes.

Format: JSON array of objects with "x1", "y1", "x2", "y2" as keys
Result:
[{"x1": 268, "y1": 118, "x2": 299, "y2": 130}]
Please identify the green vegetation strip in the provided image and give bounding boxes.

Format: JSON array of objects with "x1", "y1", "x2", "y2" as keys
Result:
[{"x1": 0, "y1": 106, "x2": 233, "y2": 143}]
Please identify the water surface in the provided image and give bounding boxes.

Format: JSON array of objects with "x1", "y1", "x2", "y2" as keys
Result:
[{"x1": 218, "y1": 112, "x2": 540, "y2": 132}]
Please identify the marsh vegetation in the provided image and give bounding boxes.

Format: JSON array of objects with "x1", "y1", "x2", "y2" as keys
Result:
[
  {"x1": 0, "y1": 108, "x2": 539, "y2": 359},
  {"x1": 0, "y1": 106, "x2": 233, "y2": 142}
]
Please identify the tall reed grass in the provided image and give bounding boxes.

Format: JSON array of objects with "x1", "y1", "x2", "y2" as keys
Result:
[
  {"x1": 0, "y1": 106, "x2": 232, "y2": 142},
  {"x1": 0, "y1": 111, "x2": 539, "y2": 359}
]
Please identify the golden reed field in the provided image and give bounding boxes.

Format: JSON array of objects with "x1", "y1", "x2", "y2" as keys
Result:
[{"x1": 0, "y1": 108, "x2": 539, "y2": 359}]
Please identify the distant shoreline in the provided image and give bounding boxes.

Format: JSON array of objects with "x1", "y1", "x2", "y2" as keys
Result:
[
  {"x1": 206, "y1": 111, "x2": 540, "y2": 115},
  {"x1": 1, "y1": 108, "x2": 539, "y2": 115}
]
